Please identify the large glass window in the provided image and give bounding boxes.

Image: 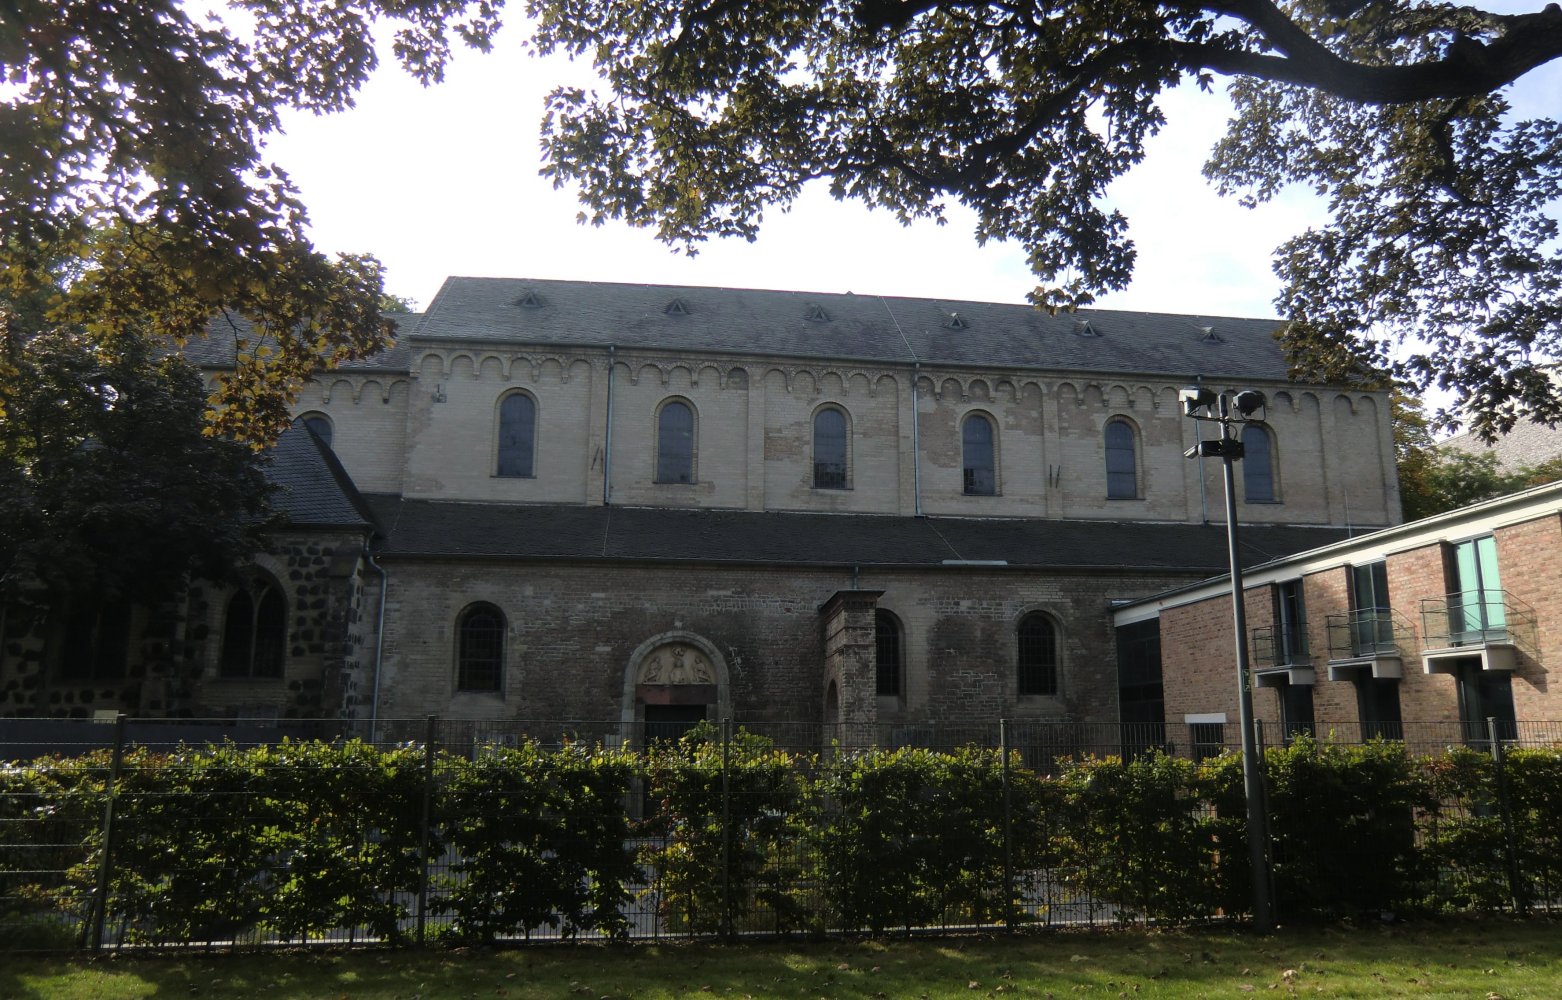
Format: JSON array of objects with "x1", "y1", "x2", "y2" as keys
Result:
[
  {"x1": 496, "y1": 393, "x2": 537, "y2": 478},
  {"x1": 962, "y1": 413, "x2": 996, "y2": 496},
  {"x1": 1017, "y1": 612, "x2": 1058, "y2": 696},
  {"x1": 656, "y1": 400, "x2": 695, "y2": 484},
  {"x1": 1242, "y1": 424, "x2": 1275, "y2": 502},
  {"x1": 457, "y1": 603, "x2": 505, "y2": 692},
  {"x1": 1104, "y1": 419, "x2": 1138, "y2": 499},
  {"x1": 1457, "y1": 660, "x2": 1517, "y2": 745},
  {"x1": 1355, "y1": 677, "x2": 1403, "y2": 741},
  {"x1": 813, "y1": 408, "x2": 849, "y2": 489},
  {"x1": 1274, "y1": 579, "x2": 1308, "y2": 665},
  {"x1": 1450, "y1": 535, "x2": 1505, "y2": 643},
  {"x1": 1349, "y1": 561, "x2": 1393, "y2": 656},
  {"x1": 220, "y1": 579, "x2": 286, "y2": 679},
  {"x1": 875, "y1": 610, "x2": 902, "y2": 697},
  {"x1": 1278, "y1": 680, "x2": 1316, "y2": 744}
]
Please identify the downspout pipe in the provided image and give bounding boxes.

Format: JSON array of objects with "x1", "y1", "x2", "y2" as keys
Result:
[
  {"x1": 366, "y1": 549, "x2": 388, "y2": 744},
  {"x1": 603, "y1": 345, "x2": 615, "y2": 506},
  {"x1": 912, "y1": 362, "x2": 924, "y2": 516}
]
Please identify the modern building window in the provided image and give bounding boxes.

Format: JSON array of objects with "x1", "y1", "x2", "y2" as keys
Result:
[
  {"x1": 220, "y1": 579, "x2": 286, "y2": 679},
  {"x1": 1278, "y1": 679, "x2": 1316, "y2": 743},
  {"x1": 1115, "y1": 619, "x2": 1165, "y2": 757},
  {"x1": 962, "y1": 412, "x2": 996, "y2": 496},
  {"x1": 1242, "y1": 424, "x2": 1275, "y2": 502},
  {"x1": 457, "y1": 603, "x2": 505, "y2": 693},
  {"x1": 496, "y1": 392, "x2": 537, "y2": 478},
  {"x1": 875, "y1": 610, "x2": 902, "y2": 697},
  {"x1": 1449, "y1": 535, "x2": 1505, "y2": 644},
  {"x1": 813, "y1": 407, "x2": 849, "y2": 489},
  {"x1": 1016, "y1": 612, "x2": 1058, "y2": 696},
  {"x1": 1355, "y1": 677, "x2": 1403, "y2": 741},
  {"x1": 1273, "y1": 579, "x2": 1308, "y2": 665},
  {"x1": 1104, "y1": 419, "x2": 1138, "y2": 499},
  {"x1": 1190, "y1": 722, "x2": 1225, "y2": 762},
  {"x1": 299, "y1": 413, "x2": 333, "y2": 449},
  {"x1": 1456, "y1": 660, "x2": 1517, "y2": 745},
  {"x1": 1349, "y1": 560, "x2": 1393, "y2": 656},
  {"x1": 58, "y1": 600, "x2": 133, "y2": 681},
  {"x1": 656, "y1": 399, "x2": 696, "y2": 484}
]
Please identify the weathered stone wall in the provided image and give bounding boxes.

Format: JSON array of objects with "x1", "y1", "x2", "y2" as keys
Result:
[{"x1": 372, "y1": 559, "x2": 1205, "y2": 730}]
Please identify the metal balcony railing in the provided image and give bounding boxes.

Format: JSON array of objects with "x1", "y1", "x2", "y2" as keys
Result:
[
  {"x1": 1420, "y1": 589, "x2": 1538, "y2": 654},
  {"x1": 1251, "y1": 622, "x2": 1309, "y2": 669},
  {"x1": 1325, "y1": 606, "x2": 1413, "y2": 661}
]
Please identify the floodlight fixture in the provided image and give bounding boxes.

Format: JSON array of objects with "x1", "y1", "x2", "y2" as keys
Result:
[
  {"x1": 1179, "y1": 385, "x2": 1218, "y2": 417},
  {"x1": 1233, "y1": 390, "x2": 1267, "y2": 419}
]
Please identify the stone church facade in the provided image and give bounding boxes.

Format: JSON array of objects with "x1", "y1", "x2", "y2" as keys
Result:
[{"x1": 1, "y1": 277, "x2": 1400, "y2": 747}]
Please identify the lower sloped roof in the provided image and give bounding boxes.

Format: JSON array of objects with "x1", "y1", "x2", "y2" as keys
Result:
[{"x1": 364, "y1": 497, "x2": 1354, "y2": 573}]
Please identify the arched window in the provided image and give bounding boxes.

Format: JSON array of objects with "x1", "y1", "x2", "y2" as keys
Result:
[
  {"x1": 1242, "y1": 424, "x2": 1276, "y2": 502},
  {"x1": 1104, "y1": 419, "x2": 1138, "y2": 499},
  {"x1": 962, "y1": 413, "x2": 996, "y2": 496},
  {"x1": 656, "y1": 399, "x2": 695, "y2": 484},
  {"x1": 875, "y1": 610, "x2": 902, "y2": 697},
  {"x1": 496, "y1": 392, "x2": 537, "y2": 478},
  {"x1": 1017, "y1": 612, "x2": 1058, "y2": 696},
  {"x1": 813, "y1": 407, "x2": 849, "y2": 489},
  {"x1": 220, "y1": 578, "x2": 286, "y2": 678},
  {"x1": 457, "y1": 603, "x2": 505, "y2": 692},
  {"x1": 300, "y1": 413, "x2": 333, "y2": 449}
]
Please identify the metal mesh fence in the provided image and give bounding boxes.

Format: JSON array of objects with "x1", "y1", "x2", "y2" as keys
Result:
[{"x1": 4, "y1": 715, "x2": 1561, "y2": 952}]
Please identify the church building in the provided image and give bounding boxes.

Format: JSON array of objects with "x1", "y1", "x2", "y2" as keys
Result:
[{"x1": 1, "y1": 277, "x2": 1401, "y2": 749}]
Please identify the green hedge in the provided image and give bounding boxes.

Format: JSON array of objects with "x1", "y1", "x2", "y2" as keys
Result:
[{"x1": 5, "y1": 734, "x2": 1562, "y2": 948}]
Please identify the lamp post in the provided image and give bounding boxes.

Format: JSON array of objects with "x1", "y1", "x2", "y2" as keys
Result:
[{"x1": 1180, "y1": 385, "x2": 1274, "y2": 932}]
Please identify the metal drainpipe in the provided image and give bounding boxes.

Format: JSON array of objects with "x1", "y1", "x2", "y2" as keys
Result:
[
  {"x1": 911, "y1": 363, "x2": 924, "y2": 516},
  {"x1": 366, "y1": 549, "x2": 388, "y2": 744},
  {"x1": 603, "y1": 345, "x2": 615, "y2": 505}
]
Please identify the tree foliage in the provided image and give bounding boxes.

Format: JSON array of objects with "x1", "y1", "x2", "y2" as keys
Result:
[
  {"x1": 0, "y1": 320, "x2": 270, "y2": 608},
  {"x1": 0, "y1": 0, "x2": 495, "y2": 441},
  {"x1": 522, "y1": 0, "x2": 1562, "y2": 438}
]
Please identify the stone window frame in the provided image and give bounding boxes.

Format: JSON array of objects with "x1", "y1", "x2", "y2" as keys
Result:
[
  {"x1": 298, "y1": 411, "x2": 333, "y2": 449},
  {"x1": 1015, "y1": 609, "x2": 1061, "y2": 697},
  {"x1": 218, "y1": 571, "x2": 288, "y2": 680},
  {"x1": 494, "y1": 389, "x2": 539, "y2": 479},
  {"x1": 811, "y1": 403, "x2": 852, "y2": 490},
  {"x1": 875, "y1": 608, "x2": 904, "y2": 698},
  {"x1": 654, "y1": 396, "x2": 699, "y2": 485},
  {"x1": 1103, "y1": 415, "x2": 1142, "y2": 500},
  {"x1": 961, "y1": 409, "x2": 1000, "y2": 496},
  {"x1": 455, "y1": 601, "x2": 507, "y2": 694},
  {"x1": 1241, "y1": 423, "x2": 1280, "y2": 503}
]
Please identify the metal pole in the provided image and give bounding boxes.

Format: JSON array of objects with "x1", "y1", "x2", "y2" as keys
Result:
[
  {"x1": 1000, "y1": 718, "x2": 1014, "y2": 934},
  {"x1": 1218, "y1": 396, "x2": 1274, "y2": 932},
  {"x1": 1488, "y1": 716, "x2": 1525, "y2": 914},
  {"x1": 720, "y1": 717, "x2": 733, "y2": 941},
  {"x1": 417, "y1": 714, "x2": 437, "y2": 945},
  {"x1": 88, "y1": 713, "x2": 127, "y2": 951}
]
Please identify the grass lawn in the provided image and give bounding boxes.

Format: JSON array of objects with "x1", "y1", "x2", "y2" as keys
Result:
[{"x1": 3, "y1": 921, "x2": 1560, "y2": 1000}]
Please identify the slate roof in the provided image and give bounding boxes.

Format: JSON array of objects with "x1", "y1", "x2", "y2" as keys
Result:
[
  {"x1": 263, "y1": 423, "x2": 378, "y2": 529},
  {"x1": 364, "y1": 497, "x2": 1351, "y2": 573},
  {"x1": 417, "y1": 276, "x2": 1294, "y2": 382},
  {"x1": 182, "y1": 313, "x2": 417, "y2": 372}
]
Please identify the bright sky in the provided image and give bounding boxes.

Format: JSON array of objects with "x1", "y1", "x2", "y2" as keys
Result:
[{"x1": 261, "y1": 15, "x2": 1558, "y2": 324}]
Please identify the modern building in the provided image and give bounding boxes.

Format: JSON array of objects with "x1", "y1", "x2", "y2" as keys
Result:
[
  {"x1": 1, "y1": 277, "x2": 1402, "y2": 746},
  {"x1": 1115, "y1": 480, "x2": 1562, "y2": 754}
]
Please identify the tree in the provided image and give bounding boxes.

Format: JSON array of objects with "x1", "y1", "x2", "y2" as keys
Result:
[
  {"x1": 523, "y1": 0, "x2": 1562, "y2": 439},
  {"x1": 1400, "y1": 446, "x2": 1562, "y2": 521},
  {"x1": 1, "y1": 0, "x2": 495, "y2": 441},
  {"x1": 0, "y1": 325, "x2": 271, "y2": 612}
]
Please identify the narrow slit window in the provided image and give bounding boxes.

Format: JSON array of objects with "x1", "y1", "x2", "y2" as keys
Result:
[
  {"x1": 656, "y1": 400, "x2": 695, "y2": 484},
  {"x1": 1105, "y1": 419, "x2": 1137, "y2": 498},
  {"x1": 457, "y1": 603, "x2": 505, "y2": 693},
  {"x1": 1017, "y1": 613, "x2": 1058, "y2": 696},
  {"x1": 875, "y1": 610, "x2": 902, "y2": 697},
  {"x1": 1242, "y1": 424, "x2": 1275, "y2": 502}
]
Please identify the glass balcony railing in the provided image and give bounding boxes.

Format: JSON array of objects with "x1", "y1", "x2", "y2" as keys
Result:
[
  {"x1": 1325, "y1": 606, "x2": 1412, "y2": 661},
  {"x1": 1420, "y1": 589, "x2": 1537, "y2": 654},
  {"x1": 1251, "y1": 622, "x2": 1309, "y2": 669}
]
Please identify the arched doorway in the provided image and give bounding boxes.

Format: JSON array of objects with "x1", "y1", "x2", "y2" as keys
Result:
[{"x1": 620, "y1": 631, "x2": 732, "y2": 746}]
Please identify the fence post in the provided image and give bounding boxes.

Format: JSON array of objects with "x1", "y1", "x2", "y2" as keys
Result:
[
  {"x1": 1000, "y1": 718, "x2": 1014, "y2": 934},
  {"x1": 87, "y1": 713, "x2": 127, "y2": 952},
  {"x1": 1487, "y1": 716, "x2": 1526, "y2": 914},
  {"x1": 720, "y1": 717, "x2": 734, "y2": 941},
  {"x1": 417, "y1": 714, "x2": 437, "y2": 946}
]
